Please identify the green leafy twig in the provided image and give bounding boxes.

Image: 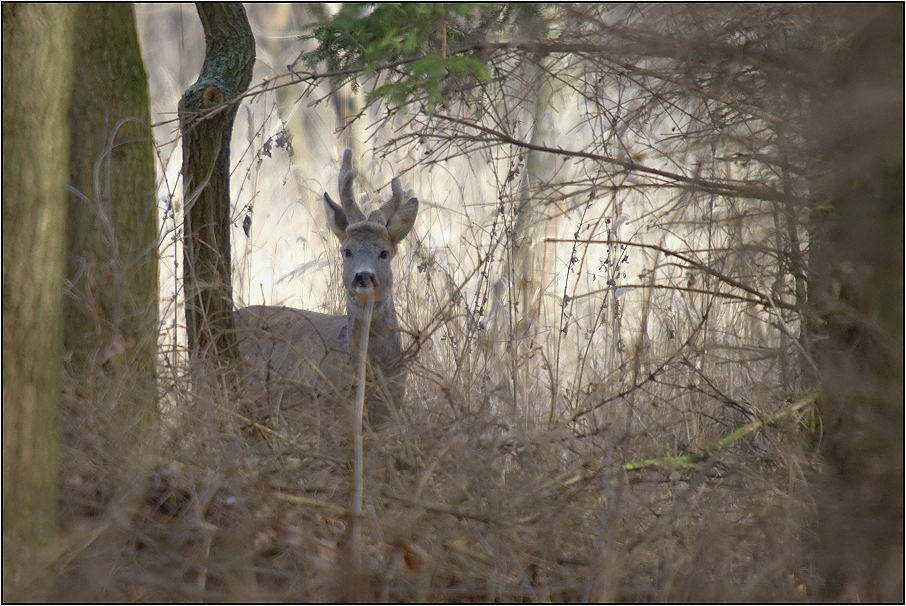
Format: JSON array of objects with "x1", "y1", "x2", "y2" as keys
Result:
[{"x1": 622, "y1": 392, "x2": 817, "y2": 474}]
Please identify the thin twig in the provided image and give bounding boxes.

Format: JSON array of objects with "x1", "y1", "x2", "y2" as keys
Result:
[{"x1": 351, "y1": 292, "x2": 375, "y2": 572}]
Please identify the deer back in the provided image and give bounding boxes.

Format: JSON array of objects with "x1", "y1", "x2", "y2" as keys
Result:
[{"x1": 236, "y1": 305, "x2": 349, "y2": 395}]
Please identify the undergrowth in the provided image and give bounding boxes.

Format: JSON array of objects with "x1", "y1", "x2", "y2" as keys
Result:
[{"x1": 21, "y1": 281, "x2": 819, "y2": 602}]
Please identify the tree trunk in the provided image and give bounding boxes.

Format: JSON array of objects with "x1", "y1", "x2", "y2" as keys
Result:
[
  {"x1": 806, "y1": 5, "x2": 904, "y2": 600},
  {"x1": 2, "y1": 0, "x2": 75, "y2": 564},
  {"x1": 180, "y1": 2, "x2": 255, "y2": 361},
  {"x1": 65, "y1": 3, "x2": 158, "y2": 431},
  {"x1": 489, "y1": 58, "x2": 565, "y2": 422}
]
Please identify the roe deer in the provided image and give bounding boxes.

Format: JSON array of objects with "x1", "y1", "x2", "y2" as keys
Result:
[{"x1": 235, "y1": 149, "x2": 419, "y2": 424}]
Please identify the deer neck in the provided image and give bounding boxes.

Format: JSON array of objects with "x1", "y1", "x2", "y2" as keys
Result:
[{"x1": 345, "y1": 293, "x2": 401, "y2": 367}]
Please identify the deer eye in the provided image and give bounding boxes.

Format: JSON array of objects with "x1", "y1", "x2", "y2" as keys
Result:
[
  {"x1": 379, "y1": 250, "x2": 390, "y2": 259},
  {"x1": 343, "y1": 248, "x2": 353, "y2": 258}
]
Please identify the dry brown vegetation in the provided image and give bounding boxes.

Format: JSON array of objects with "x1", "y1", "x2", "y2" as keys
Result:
[
  {"x1": 9, "y1": 3, "x2": 899, "y2": 602},
  {"x1": 45, "y1": 325, "x2": 816, "y2": 601}
]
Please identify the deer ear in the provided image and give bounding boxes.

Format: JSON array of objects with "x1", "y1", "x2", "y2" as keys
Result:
[
  {"x1": 385, "y1": 197, "x2": 418, "y2": 244},
  {"x1": 324, "y1": 192, "x2": 349, "y2": 239}
]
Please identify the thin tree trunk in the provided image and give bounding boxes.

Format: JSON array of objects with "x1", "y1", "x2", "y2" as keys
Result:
[
  {"x1": 180, "y1": 3, "x2": 255, "y2": 361},
  {"x1": 508, "y1": 58, "x2": 565, "y2": 421},
  {"x1": 2, "y1": 1, "x2": 75, "y2": 568}
]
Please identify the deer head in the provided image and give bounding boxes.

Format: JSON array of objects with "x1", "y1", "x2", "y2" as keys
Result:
[{"x1": 323, "y1": 149, "x2": 419, "y2": 306}]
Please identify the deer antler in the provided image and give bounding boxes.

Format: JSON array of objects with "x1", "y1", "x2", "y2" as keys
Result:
[
  {"x1": 373, "y1": 177, "x2": 414, "y2": 225},
  {"x1": 338, "y1": 148, "x2": 366, "y2": 223}
]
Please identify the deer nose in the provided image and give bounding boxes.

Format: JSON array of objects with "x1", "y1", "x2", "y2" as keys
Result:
[{"x1": 352, "y1": 271, "x2": 378, "y2": 290}]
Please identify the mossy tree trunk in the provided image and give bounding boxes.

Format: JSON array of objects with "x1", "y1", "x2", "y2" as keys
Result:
[
  {"x1": 180, "y1": 2, "x2": 255, "y2": 362},
  {"x1": 2, "y1": 0, "x2": 75, "y2": 566},
  {"x1": 65, "y1": 3, "x2": 159, "y2": 434},
  {"x1": 806, "y1": 5, "x2": 904, "y2": 600}
]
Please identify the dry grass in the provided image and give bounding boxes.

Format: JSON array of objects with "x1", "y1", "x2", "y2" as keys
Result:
[{"x1": 22, "y1": 278, "x2": 818, "y2": 602}]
